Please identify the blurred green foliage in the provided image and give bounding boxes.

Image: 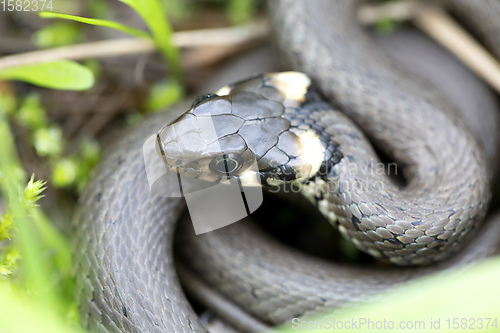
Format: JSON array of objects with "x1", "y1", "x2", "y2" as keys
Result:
[
  {"x1": 88, "y1": 0, "x2": 109, "y2": 19},
  {"x1": 227, "y1": 0, "x2": 257, "y2": 25},
  {"x1": 5, "y1": 93, "x2": 102, "y2": 191},
  {"x1": 17, "y1": 93, "x2": 47, "y2": 129},
  {"x1": 160, "y1": 0, "x2": 192, "y2": 20},
  {"x1": 376, "y1": 17, "x2": 398, "y2": 34},
  {"x1": 34, "y1": 126, "x2": 64, "y2": 157},
  {"x1": 0, "y1": 102, "x2": 81, "y2": 331},
  {"x1": 33, "y1": 23, "x2": 83, "y2": 49},
  {"x1": 0, "y1": 247, "x2": 19, "y2": 276},
  {"x1": 41, "y1": 0, "x2": 184, "y2": 84},
  {"x1": 145, "y1": 78, "x2": 184, "y2": 112},
  {"x1": 83, "y1": 59, "x2": 102, "y2": 78},
  {"x1": 52, "y1": 140, "x2": 101, "y2": 192}
]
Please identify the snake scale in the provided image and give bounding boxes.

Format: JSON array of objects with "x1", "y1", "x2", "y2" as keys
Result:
[{"x1": 73, "y1": 1, "x2": 500, "y2": 332}]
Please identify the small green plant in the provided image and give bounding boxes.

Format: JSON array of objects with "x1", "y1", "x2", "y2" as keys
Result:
[
  {"x1": 0, "y1": 102, "x2": 82, "y2": 331},
  {"x1": 0, "y1": 174, "x2": 46, "y2": 278},
  {"x1": 0, "y1": 1, "x2": 189, "y2": 330},
  {"x1": 39, "y1": 0, "x2": 184, "y2": 84},
  {"x1": 38, "y1": 0, "x2": 185, "y2": 112}
]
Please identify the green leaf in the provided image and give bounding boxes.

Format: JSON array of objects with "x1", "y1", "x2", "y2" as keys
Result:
[
  {"x1": 39, "y1": 11, "x2": 150, "y2": 39},
  {"x1": 0, "y1": 61, "x2": 94, "y2": 91},
  {"x1": 117, "y1": 0, "x2": 183, "y2": 82}
]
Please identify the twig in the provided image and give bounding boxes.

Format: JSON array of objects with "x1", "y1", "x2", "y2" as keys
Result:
[
  {"x1": 176, "y1": 262, "x2": 270, "y2": 333},
  {"x1": 0, "y1": 21, "x2": 269, "y2": 71},
  {"x1": 412, "y1": 4, "x2": 500, "y2": 94},
  {"x1": 358, "y1": 1, "x2": 417, "y2": 25},
  {"x1": 0, "y1": 38, "x2": 155, "y2": 71},
  {"x1": 173, "y1": 21, "x2": 269, "y2": 48}
]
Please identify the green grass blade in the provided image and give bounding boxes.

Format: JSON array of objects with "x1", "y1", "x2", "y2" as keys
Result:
[
  {"x1": 0, "y1": 60, "x2": 94, "y2": 91},
  {"x1": 117, "y1": 0, "x2": 183, "y2": 82},
  {"x1": 39, "y1": 12, "x2": 150, "y2": 39}
]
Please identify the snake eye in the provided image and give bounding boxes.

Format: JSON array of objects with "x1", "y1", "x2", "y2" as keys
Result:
[
  {"x1": 209, "y1": 154, "x2": 244, "y2": 175},
  {"x1": 192, "y1": 93, "x2": 219, "y2": 108}
]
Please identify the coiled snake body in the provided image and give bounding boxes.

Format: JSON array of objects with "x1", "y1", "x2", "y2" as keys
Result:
[{"x1": 73, "y1": 1, "x2": 500, "y2": 332}]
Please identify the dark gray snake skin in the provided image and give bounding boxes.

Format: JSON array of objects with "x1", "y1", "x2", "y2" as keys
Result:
[{"x1": 73, "y1": 1, "x2": 500, "y2": 332}]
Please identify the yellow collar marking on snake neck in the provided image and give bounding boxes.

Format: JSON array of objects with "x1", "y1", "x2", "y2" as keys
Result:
[
  {"x1": 296, "y1": 130, "x2": 325, "y2": 179},
  {"x1": 264, "y1": 72, "x2": 311, "y2": 107}
]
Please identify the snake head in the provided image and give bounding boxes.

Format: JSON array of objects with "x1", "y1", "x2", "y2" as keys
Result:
[
  {"x1": 156, "y1": 94, "x2": 259, "y2": 184},
  {"x1": 156, "y1": 72, "x2": 330, "y2": 186}
]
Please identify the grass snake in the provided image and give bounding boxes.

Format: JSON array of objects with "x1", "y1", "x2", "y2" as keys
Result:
[{"x1": 73, "y1": 1, "x2": 500, "y2": 332}]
